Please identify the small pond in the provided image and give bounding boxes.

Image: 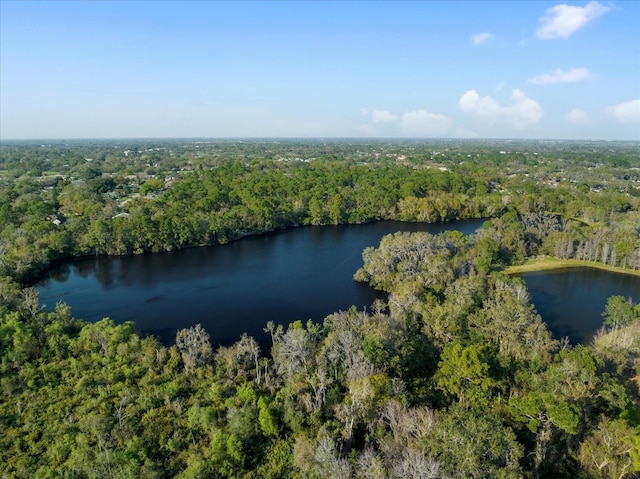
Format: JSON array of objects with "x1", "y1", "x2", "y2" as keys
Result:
[{"x1": 518, "y1": 268, "x2": 638, "y2": 344}]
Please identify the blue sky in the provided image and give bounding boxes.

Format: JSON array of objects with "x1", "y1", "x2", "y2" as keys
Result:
[{"x1": 1, "y1": 0, "x2": 639, "y2": 140}]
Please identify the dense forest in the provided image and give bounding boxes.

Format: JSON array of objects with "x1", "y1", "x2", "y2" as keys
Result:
[{"x1": 1, "y1": 139, "x2": 639, "y2": 478}]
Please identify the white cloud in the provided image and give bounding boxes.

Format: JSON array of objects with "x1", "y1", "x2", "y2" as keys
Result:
[
  {"x1": 608, "y1": 99, "x2": 640, "y2": 124},
  {"x1": 371, "y1": 110, "x2": 399, "y2": 123},
  {"x1": 536, "y1": 1, "x2": 610, "y2": 40},
  {"x1": 401, "y1": 110, "x2": 452, "y2": 137},
  {"x1": 471, "y1": 32, "x2": 493, "y2": 45},
  {"x1": 459, "y1": 89, "x2": 543, "y2": 129},
  {"x1": 459, "y1": 90, "x2": 501, "y2": 123},
  {"x1": 508, "y1": 90, "x2": 544, "y2": 129},
  {"x1": 566, "y1": 109, "x2": 589, "y2": 124},
  {"x1": 527, "y1": 67, "x2": 591, "y2": 85}
]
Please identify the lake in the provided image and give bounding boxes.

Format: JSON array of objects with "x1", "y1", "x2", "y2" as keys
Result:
[
  {"x1": 36, "y1": 219, "x2": 639, "y2": 348},
  {"x1": 37, "y1": 220, "x2": 484, "y2": 347},
  {"x1": 518, "y1": 268, "x2": 638, "y2": 344}
]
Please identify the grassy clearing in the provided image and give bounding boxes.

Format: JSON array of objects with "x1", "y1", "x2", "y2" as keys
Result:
[{"x1": 505, "y1": 256, "x2": 640, "y2": 277}]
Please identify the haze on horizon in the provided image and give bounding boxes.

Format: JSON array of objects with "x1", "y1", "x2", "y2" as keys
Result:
[{"x1": 1, "y1": 1, "x2": 639, "y2": 141}]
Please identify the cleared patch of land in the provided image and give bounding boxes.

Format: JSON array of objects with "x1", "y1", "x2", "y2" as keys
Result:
[{"x1": 505, "y1": 256, "x2": 640, "y2": 277}]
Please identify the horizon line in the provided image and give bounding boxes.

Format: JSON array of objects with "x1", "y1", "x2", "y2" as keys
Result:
[{"x1": 2, "y1": 136, "x2": 639, "y2": 143}]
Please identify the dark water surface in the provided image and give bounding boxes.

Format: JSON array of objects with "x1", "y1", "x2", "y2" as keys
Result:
[
  {"x1": 518, "y1": 268, "x2": 639, "y2": 344},
  {"x1": 37, "y1": 220, "x2": 483, "y2": 346}
]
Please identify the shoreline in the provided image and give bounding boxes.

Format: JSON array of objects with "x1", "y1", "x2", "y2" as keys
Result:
[
  {"x1": 505, "y1": 257, "x2": 640, "y2": 277},
  {"x1": 28, "y1": 216, "x2": 487, "y2": 285}
]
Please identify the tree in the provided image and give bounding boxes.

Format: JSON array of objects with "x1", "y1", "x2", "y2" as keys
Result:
[
  {"x1": 470, "y1": 277, "x2": 556, "y2": 364},
  {"x1": 602, "y1": 295, "x2": 637, "y2": 329},
  {"x1": 175, "y1": 324, "x2": 212, "y2": 373},
  {"x1": 356, "y1": 447, "x2": 388, "y2": 479},
  {"x1": 20, "y1": 286, "x2": 42, "y2": 319},
  {"x1": 578, "y1": 416, "x2": 638, "y2": 479},
  {"x1": 272, "y1": 322, "x2": 313, "y2": 383},
  {"x1": 313, "y1": 434, "x2": 352, "y2": 479},
  {"x1": 425, "y1": 404, "x2": 524, "y2": 478},
  {"x1": 140, "y1": 177, "x2": 165, "y2": 195},
  {"x1": 435, "y1": 342, "x2": 497, "y2": 407},
  {"x1": 509, "y1": 391, "x2": 579, "y2": 478},
  {"x1": 390, "y1": 448, "x2": 446, "y2": 479}
]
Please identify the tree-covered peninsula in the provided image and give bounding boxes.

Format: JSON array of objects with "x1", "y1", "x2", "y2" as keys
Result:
[{"x1": 1, "y1": 139, "x2": 639, "y2": 477}]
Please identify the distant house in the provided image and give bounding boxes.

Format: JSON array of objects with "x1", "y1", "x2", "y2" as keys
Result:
[{"x1": 47, "y1": 214, "x2": 64, "y2": 226}]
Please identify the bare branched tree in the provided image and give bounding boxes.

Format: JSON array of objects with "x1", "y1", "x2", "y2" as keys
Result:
[{"x1": 176, "y1": 324, "x2": 212, "y2": 373}]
